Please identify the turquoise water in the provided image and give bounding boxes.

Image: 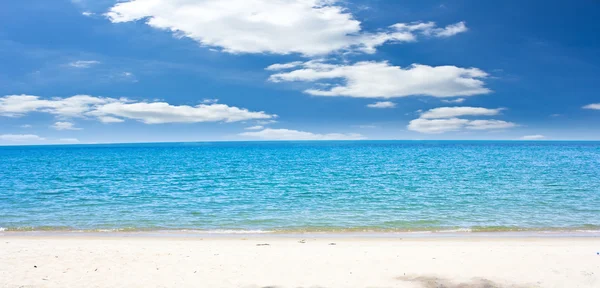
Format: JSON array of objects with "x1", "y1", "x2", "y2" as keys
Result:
[{"x1": 1, "y1": 141, "x2": 600, "y2": 233}]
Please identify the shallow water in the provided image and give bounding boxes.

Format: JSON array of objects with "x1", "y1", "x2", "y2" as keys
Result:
[{"x1": 1, "y1": 141, "x2": 599, "y2": 232}]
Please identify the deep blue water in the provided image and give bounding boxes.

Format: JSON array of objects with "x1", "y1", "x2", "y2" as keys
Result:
[{"x1": 1, "y1": 141, "x2": 599, "y2": 232}]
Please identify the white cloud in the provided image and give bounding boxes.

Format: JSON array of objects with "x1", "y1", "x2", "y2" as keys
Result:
[
  {"x1": 69, "y1": 60, "x2": 100, "y2": 68},
  {"x1": 583, "y1": 103, "x2": 600, "y2": 110},
  {"x1": 106, "y1": 0, "x2": 466, "y2": 56},
  {"x1": 97, "y1": 116, "x2": 125, "y2": 123},
  {"x1": 51, "y1": 121, "x2": 82, "y2": 130},
  {"x1": 441, "y1": 98, "x2": 465, "y2": 104},
  {"x1": 266, "y1": 62, "x2": 304, "y2": 71},
  {"x1": 0, "y1": 134, "x2": 45, "y2": 142},
  {"x1": 59, "y1": 138, "x2": 81, "y2": 143},
  {"x1": 391, "y1": 21, "x2": 468, "y2": 38},
  {"x1": 466, "y1": 119, "x2": 516, "y2": 130},
  {"x1": 92, "y1": 102, "x2": 274, "y2": 124},
  {"x1": 268, "y1": 61, "x2": 490, "y2": 98},
  {"x1": 355, "y1": 125, "x2": 377, "y2": 129},
  {"x1": 419, "y1": 107, "x2": 503, "y2": 119},
  {"x1": 0, "y1": 95, "x2": 118, "y2": 117},
  {"x1": 82, "y1": 11, "x2": 94, "y2": 17},
  {"x1": 201, "y1": 99, "x2": 219, "y2": 104},
  {"x1": 20, "y1": 124, "x2": 32, "y2": 128},
  {"x1": 240, "y1": 128, "x2": 365, "y2": 140},
  {"x1": 430, "y1": 21, "x2": 468, "y2": 37},
  {"x1": 256, "y1": 119, "x2": 278, "y2": 125},
  {"x1": 521, "y1": 135, "x2": 545, "y2": 140},
  {"x1": 408, "y1": 106, "x2": 516, "y2": 134},
  {"x1": 245, "y1": 125, "x2": 264, "y2": 130},
  {"x1": 367, "y1": 101, "x2": 396, "y2": 109},
  {"x1": 0, "y1": 95, "x2": 276, "y2": 124},
  {"x1": 408, "y1": 118, "x2": 469, "y2": 134}
]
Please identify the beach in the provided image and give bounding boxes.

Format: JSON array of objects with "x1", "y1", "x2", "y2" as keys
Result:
[{"x1": 1, "y1": 234, "x2": 599, "y2": 288}]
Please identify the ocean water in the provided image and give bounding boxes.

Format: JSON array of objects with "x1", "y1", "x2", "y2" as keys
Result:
[{"x1": 1, "y1": 141, "x2": 600, "y2": 233}]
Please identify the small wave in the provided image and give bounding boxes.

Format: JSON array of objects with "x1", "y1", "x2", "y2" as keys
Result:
[{"x1": 0, "y1": 227, "x2": 6, "y2": 232}]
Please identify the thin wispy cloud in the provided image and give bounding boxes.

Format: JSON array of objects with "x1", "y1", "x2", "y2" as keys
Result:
[
  {"x1": 51, "y1": 121, "x2": 82, "y2": 131},
  {"x1": 0, "y1": 134, "x2": 45, "y2": 142},
  {"x1": 521, "y1": 135, "x2": 545, "y2": 140},
  {"x1": 68, "y1": 60, "x2": 100, "y2": 68},
  {"x1": 240, "y1": 128, "x2": 365, "y2": 140},
  {"x1": 441, "y1": 98, "x2": 466, "y2": 104},
  {"x1": 367, "y1": 101, "x2": 396, "y2": 108}
]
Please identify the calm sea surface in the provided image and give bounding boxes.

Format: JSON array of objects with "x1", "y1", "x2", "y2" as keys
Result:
[{"x1": 1, "y1": 141, "x2": 599, "y2": 233}]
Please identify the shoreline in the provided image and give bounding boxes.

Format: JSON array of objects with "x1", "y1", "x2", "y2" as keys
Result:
[{"x1": 3, "y1": 230, "x2": 600, "y2": 239}]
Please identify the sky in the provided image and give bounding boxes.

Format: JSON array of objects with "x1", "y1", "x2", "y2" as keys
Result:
[{"x1": 1, "y1": 0, "x2": 599, "y2": 144}]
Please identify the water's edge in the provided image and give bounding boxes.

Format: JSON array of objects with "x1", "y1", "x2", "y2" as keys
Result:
[{"x1": 3, "y1": 230, "x2": 600, "y2": 239}]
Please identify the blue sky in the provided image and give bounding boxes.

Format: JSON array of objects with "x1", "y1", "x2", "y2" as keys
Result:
[{"x1": 1, "y1": 0, "x2": 599, "y2": 144}]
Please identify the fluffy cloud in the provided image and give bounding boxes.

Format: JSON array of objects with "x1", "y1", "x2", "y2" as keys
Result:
[
  {"x1": 240, "y1": 128, "x2": 364, "y2": 140},
  {"x1": 419, "y1": 107, "x2": 503, "y2": 119},
  {"x1": 521, "y1": 135, "x2": 545, "y2": 140},
  {"x1": 106, "y1": 0, "x2": 466, "y2": 56},
  {"x1": 0, "y1": 95, "x2": 275, "y2": 124},
  {"x1": 0, "y1": 134, "x2": 45, "y2": 142},
  {"x1": 583, "y1": 103, "x2": 600, "y2": 110},
  {"x1": 408, "y1": 106, "x2": 516, "y2": 134},
  {"x1": 51, "y1": 121, "x2": 82, "y2": 130},
  {"x1": 367, "y1": 101, "x2": 396, "y2": 108},
  {"x1": 69, "y1": 60, "x2": 100, "y2": 68},
  {"x1": 268, "y1": 61, "x2": 490, "y2": 98},
  {"x1": 245, "y1": 125, "x2": 264, "y2": 130}
]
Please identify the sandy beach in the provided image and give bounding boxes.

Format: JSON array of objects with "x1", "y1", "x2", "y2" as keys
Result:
[{"x1": 1, "y1": 234, "x2": 598, "y2": 288}]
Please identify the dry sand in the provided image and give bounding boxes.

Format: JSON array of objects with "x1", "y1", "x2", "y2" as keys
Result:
[{"x1": 1, "y1": 234, "x2": 599, "y2": 287}]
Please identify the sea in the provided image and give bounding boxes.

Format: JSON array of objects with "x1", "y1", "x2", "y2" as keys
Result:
[{"x1": 1, "y1": 141, "x2": 599, "y2": 233}]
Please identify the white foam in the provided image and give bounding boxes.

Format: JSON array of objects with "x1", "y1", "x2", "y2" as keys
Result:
[
  {"x1": 0, "y1": 227, "x2": 6, "y2": 232},
  {"x1": 437, "y1": 228, "x2": 473, "y2": 233}
]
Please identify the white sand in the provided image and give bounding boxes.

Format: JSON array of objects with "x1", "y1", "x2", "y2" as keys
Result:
[{"x1": 1, "y1": 235, "x2": 599, "y2": 287}]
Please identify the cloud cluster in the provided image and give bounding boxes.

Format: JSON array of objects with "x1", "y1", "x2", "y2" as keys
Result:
[
  {"x1": 106, "y1": 0, "x2": 466, "y2": 56},
  {"x1": 268, "y1": 61, "x2": 490, "y2": 98},
  {"x1": 0, "y1": 95, "x2": 275, "y2": 124},
  {"x1": 239, "y1": 128, "x2": 364, "y2": 140},
  {"x1": 408, "y1": 106, "x2": 516, "y2": 134}
]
